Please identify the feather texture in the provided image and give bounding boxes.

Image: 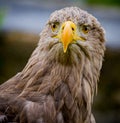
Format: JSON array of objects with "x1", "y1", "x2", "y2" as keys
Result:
[{"x1": 0, "y1": 7, "x2": 105, "y2": 123}]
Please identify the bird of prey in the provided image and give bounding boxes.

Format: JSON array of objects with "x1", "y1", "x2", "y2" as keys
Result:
[{"x1": 0, "y1": 7, "x2": 105, "y2": 123}]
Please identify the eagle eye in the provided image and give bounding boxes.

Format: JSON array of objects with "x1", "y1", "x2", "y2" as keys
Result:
[
  {"x1": 50, "y1": 22, "x2": 60, "y2": 32},
  {"x1": 81, "y1": 25, "x2": 90, "y2": 34}
]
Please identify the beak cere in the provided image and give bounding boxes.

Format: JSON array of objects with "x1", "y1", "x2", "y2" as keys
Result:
[
  {"x1": 54, "y1": 21, "x2": 85, "y2": 53},
  {"x1": 61, "y1": 21, "x2": 74, "y2": 53}
]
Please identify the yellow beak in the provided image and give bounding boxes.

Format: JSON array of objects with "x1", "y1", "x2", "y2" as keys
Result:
[
  {"x1": 54, "y1": 21, "x2": 84, "y2": 53},
  {"x1": 61, "y1": 21, "x2": 74, "y2": 53}
]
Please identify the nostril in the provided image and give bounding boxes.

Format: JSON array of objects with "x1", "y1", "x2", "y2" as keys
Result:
[
  {"x1": 62, "y1": 26, "x2": 64, "y2": 30},
  {"x1": 72, "y1": 27, "x2": 74, "y2": 31}
]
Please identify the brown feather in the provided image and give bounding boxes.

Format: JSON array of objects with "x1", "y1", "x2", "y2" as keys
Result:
[{"x1": 0, "y1": 7, "x2": 105, "y2": 123}]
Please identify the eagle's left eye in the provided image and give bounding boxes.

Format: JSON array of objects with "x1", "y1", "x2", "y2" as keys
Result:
[
  {"x1": 81, "y1": 25, "x2": 90, "y2": 34},
  {"x1": 50, "y1": 22, "x2": 60, "y2": 32}
]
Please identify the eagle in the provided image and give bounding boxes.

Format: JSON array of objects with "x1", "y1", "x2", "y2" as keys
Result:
[{"x1": 0, "y1": 7, "x2": 105, "y2": 123}]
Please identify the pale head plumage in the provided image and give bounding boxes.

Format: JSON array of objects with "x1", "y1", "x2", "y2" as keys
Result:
[{"x1": 0, "y1": 7, "x2": 105, "y2": 123}]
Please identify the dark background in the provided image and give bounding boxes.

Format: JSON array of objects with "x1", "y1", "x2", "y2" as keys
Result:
[{"x1": 0, "y1": 0, "x2": 120, "y2": 123}]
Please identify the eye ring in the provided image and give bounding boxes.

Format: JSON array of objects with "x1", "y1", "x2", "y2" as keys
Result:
[
  {"x1": 50, "y1": 22, "x2": 60, "y2": 32},
  {"x1": 81, "y1": 25, "x2": 90, "y2": 34}
]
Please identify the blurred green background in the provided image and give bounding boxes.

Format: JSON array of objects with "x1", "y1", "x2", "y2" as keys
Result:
[
  {"x1": 0, "y1": 0, "x2": 120, "y2": 123},
  {"x1": 88, "y1": 0, "x2": 120, "y2": 6}
]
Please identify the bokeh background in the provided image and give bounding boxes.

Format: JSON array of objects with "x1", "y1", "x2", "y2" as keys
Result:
[{"x1": 0, "y1": 0, "x2": 120, "y2": 123}]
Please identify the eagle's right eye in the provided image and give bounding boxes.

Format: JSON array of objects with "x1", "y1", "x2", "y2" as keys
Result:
[{"x1": 50, "y1": 22, "x2": 60, "y2": 32}]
